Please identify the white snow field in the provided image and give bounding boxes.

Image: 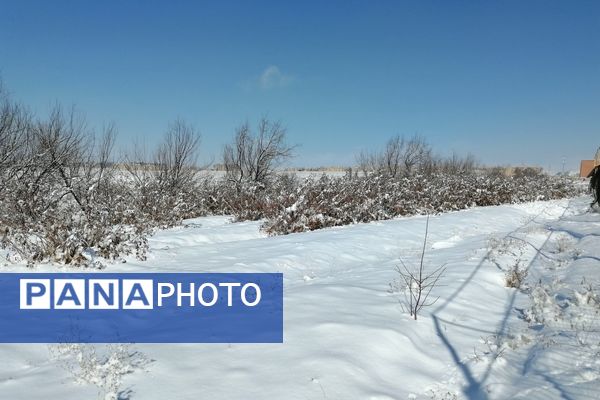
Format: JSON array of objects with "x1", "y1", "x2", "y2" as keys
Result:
[{"x1": 1, "y1": 196, "x2": 599, "y2": 400}]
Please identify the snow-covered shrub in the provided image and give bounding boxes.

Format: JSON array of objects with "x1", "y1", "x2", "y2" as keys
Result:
[
  {"x1": 485, "y1": 236, "x2": 529, "y2": 288},
  {"x1": 0, "y1": 95, "x2": 197, "y2": 265},
  {"x1": 0, "y1": 104, "x2": 142, "y2": 265},
  {"x1": 554, "y1": 235, "x2": 576, "y2": 254},
  {"x1": 259, "y1": 173, "x2": 582, "y2": 235},
  {"x1": 486, "y1": 236, "x2": 526, "y2": 268},
  {"x1": 574, "y1": 282, "x2": 599, "y2": 307},
  {"x1": 504, "y1": 264, "x2": 528, "y2": 289},
  {"x1": 426, "y1": 389, "x2": 460, "y2": 400},
  {"x1": 523, "y1": 283, "x2": 562, "y2": 324},
  {"x1": 49, "y1": 343, "x2": 148, "y2": 400}
]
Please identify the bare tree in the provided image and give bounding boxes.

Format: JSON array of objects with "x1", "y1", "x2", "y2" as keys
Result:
[
  {"x1": 0, "y1": 102, "x2": 128, "y2": 263},
  {"x1": 124, "y1": 119, "x2": 200, "y2": 191},
  {"x1": 355, "y1": 148, "x2": 380, "y2": 176},
  {"x1": 74, "y1": 122, "x2": 118, "y2": 213},
  {"x1": 155, "y1": 119, "x2": 201, "y2": 194},
  {"x1": 0, "y1": 81, "x2": 34, "y2": 171},
  {"x1": 440, "y1": 151, "x2": 477, "y2": 175},
  {"x1": 7, "y1": 105, "x2": 90, "y2": 220},
  {"x1": 355, "y1": 135, "x2": 404, "y2": 177},
  {"x1": 356, "y1": 134, "x2": 432, "y2": 177},
  {"x1": 122, "y1": 119, "x2": 201, "y2": 227},
  {"x1": 392, "y1": 216, "x2": 445, "y2": 320},
  {"x1": 223, "y1": 117, "x2": 295, "y2": 184},
  {"x1": 401, "y1": 134, "x2": 431, "y2": 174},
  {"x1": 382, "y1": 135, "x2": 404, "y2": 177},
  {"x1": 420, "y1": 153, "x2": 442, "y2": 176}
]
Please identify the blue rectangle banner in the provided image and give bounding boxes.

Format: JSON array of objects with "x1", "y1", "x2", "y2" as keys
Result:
[{"x1": 0, "y1": 273, "x2": 283, "y2": 343}]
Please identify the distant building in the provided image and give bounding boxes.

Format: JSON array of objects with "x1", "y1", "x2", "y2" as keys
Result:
[
  {"x1": 581, "y1": 160, "x2": 595, "y2": 177},
  {"x1": 580, "y1": 147, "x2": 600, "y2": 177}
]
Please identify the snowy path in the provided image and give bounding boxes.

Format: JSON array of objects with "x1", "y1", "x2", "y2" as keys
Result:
[{"x1": 1, "y1": 197, "x2": 598, "y2": 400}]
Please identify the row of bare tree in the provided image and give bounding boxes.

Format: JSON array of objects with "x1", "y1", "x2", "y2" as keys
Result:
[
  {"x1": 356, "y1": 134, "x2": 477, "y2": 177},
  {"x1": 4, "y1": 82, "x2": 486, "y2": 200},
  {"x1": 1, "y1": 77, "x2": 532, "y2": 264},
  {"x1": 0, "y1": 80, "x2": 301, "y2": 263},
  {"x1": 0, "y1": 82, "x2": 207, "y2": 263}
]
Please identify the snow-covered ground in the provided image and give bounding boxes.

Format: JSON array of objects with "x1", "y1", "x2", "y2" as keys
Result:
[{"x1": 1, "y1": 196, "x2": 599, "y2": 399}]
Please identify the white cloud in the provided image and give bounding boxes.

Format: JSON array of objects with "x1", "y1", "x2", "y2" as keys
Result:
[{"x1": 258, "y1": 65, "x2": 293, "y2": 89}]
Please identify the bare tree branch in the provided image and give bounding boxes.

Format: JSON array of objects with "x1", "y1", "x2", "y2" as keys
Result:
[{"x1": 223, "y1": 117, "x2": 295, "y2": 185}]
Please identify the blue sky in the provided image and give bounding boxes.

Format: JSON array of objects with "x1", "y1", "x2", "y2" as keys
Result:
[{"x1": 0, "y1": 1, "x2": 598, "y2": 171}]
